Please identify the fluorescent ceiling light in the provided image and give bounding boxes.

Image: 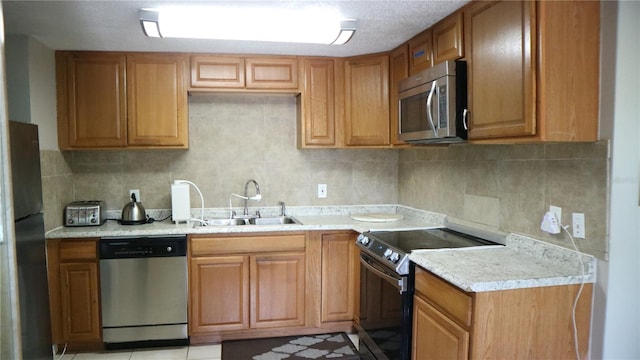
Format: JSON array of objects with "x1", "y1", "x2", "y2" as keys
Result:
[{"x1": 139, "y1": 7, "x2": 356, "y2": 45}]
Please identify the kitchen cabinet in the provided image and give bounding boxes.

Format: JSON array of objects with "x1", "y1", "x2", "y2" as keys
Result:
[
  {"x1": 56, "y1": 51, "x2": 189, "y2": 149},
  {"x1": 188, "y1": 233, "x2": 306, "y2": 341},
  {"x1": 190, "y1": 55, "x2": 299, "y2": 91},
  {"x1": 408, "y1": 29, "x2": 433, "y2": 75},
  {"x1": 432, "y1": 12, "x2": 464, "y2": 64},
  {"x1": 344, "y1": 54, "x2": 390, "y2": 146},
  {"x1": 46, "y1": 238, "x2": 101, "y2": 347},
  {"x1": 412, "y1": 266, "x2": 593, "y2": 360},
  {"x1": 319, "y1": 231, "x2": 357, "y2": 323},
  {"x1": 465, "y1": 0, "x2": 599, "y2": 142},
  {"x1": 389, "y1": 45, "x2": 409, "y2": 146},
  {"x1": 297, "y1": 58, "x2": 339, "y2": 147}
]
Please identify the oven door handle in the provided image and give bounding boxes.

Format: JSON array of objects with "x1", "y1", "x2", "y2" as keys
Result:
[{"x1": 360, "y1": 253, "x2": 407, "y2": 293}]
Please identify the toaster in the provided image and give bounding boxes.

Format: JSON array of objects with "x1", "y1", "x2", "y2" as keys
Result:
[{"x1": 64, "y1": 200, "x2": 107, "y2": 227}]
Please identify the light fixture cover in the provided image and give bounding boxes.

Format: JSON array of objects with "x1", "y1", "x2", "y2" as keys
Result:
[{"x1": 139, "y1": 7, "x2": 356, "y2": 45}]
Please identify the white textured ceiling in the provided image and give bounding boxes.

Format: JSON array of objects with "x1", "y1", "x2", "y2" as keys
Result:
[{"x1": 2, "y1": 0, "x2": 469, "y2": 57}]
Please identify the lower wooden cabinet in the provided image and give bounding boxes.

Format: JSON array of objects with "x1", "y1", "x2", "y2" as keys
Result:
[
  {"x1": 319, "y1": 231, "x2": 357, "y2": 323},
  {"x1": 47, "y1": 238, "x2": 101, "y2": 347},
  {"x1": 188, "y1": 233, "x2": 307, "y2": 340},
  {"x1": 412, "y1": 266, "x2": 593, "y2": 360}
]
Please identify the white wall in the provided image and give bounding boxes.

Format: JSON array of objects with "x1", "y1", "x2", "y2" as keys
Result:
[
  {"x1": 593, "y1": 1, "x2": 640, "y2": 359},
  {"x1": 27, "y1": 38, "x2": 57, "y2": 150}
]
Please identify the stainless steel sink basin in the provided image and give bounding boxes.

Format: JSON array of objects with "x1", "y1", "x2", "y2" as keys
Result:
[
  {"x1": 206, "y1": 218, "x2": 247, "y2": 226},
  {"x1": 248, "y1": 216, "x2": 299, "y2": 225},
  {"x1": 202, "y1": 216, "x2": 299, "y2": 226}
]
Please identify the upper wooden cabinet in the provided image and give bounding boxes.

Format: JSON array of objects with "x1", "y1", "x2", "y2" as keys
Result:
[
  {"x1": 433, "y1": 12, "x2": 464, "y2": 64},
  {"x1": 344, "y1": 54, "x2": 390, "y2": 146},
  {"x1": 56, "y1": 51, "x2": 189, "y2": 150},
  {"x1": 465, "y1": 0, "x2": 600, "y2": 142},
  {"x1": 190, "y1": 55, "x2": 299, "y2": 91},
  {"x1": 408, "y1": 29, "x2": 433, "y2": 75},
  {"x1": 389, "y1": 45, "x2": 409, "y2": 146},
  {"x1": 298, "y1": 58, "x2": 339, "y2": 148},
  {"x1": 126, "y1": 54, "x2": 189, "y2": 147}
]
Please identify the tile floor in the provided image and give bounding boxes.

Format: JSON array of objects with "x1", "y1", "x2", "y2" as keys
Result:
[{"x1": 55, "y1": 334, "x2": 359, "y2": 360}]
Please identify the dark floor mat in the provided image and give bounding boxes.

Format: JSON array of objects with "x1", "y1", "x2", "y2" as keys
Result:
[{"x1": 222, "y1": 332, "x2": 359, "y2": 360}]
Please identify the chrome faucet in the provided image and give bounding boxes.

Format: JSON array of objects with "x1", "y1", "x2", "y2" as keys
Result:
[
  {"x1": 279, "y1": 201, "x2": 286, "y2": 216},
  {"x1": 243, "y1": 179, "x2": 261, "y2": 216}
]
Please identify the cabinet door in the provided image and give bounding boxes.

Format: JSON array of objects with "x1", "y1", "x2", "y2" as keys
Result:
[
  {"x1": 251, "y1": 252, "x2": 305, "y2": 329},
  {"x1": 245, "y1": 57, "x2": 299, "y2": 90},
  {"x1": 465, "y1": 1, "x2": 536, "y2": 139},
  {"x1": 299, "y1": 58, "x2": 336, "y2": 147},
  {"x1": 57, "y1": 52, "x2": 127, "y2": 149},
  {"x1": 413, "y1": 295, "x2": 469, "y2": 360},
  {"x1": 189, "y1": 255, "x2": 249, "y2": 334},
  {"x1": 321, "y1": 232, "x2": 356, "y2": 322},
  {"x1": 389, "y1": 45, "x2": 409, "y2": 146},
  {"x1": 433, "y1": 12, "x2": 464, "y2": 64},
  {"x1": 344, "y1": 54, "x2": 390, "y2": 146},
  {"x1": 126, "y1": 53, "x2": 189, "y2": 147},
  {"x1": 59, "y1": 262, "x2": 101, "y2": 343},
  {"x1": 190, "y1": 55, "x2": 245, "y2": 88},
  {"x1": 408, "y1": 29, "x2": 433, "y2": 75}
]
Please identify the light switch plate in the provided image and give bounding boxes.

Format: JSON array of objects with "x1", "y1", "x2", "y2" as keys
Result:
[{"x1": 318, "y1": 184, "x2": 327, "y2": 198}]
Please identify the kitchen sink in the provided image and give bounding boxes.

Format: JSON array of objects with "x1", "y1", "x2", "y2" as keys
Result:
[
  {"x1": 248, "y1": 216, "x2": 299, "y2": 225},
  {"x1": 203, "y1": 216, "x2": 299, "y2": 226}
]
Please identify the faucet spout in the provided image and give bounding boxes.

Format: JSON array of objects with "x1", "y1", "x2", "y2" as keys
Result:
[{"x1": 243, "y1": 179, "x2": 261, "y2": 216}]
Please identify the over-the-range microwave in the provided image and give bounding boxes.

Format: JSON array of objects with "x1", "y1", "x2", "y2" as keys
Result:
[{"x1": 398, "y1": 60, "x2": 468, "y2": 144}]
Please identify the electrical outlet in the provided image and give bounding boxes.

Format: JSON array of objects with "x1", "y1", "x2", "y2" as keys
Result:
[
  {"x1": 572, "y1": 213, "x2": 585, "y2": 239},
  {"x1": 549, "y1": 205, "x2": 562, "y2": 225},
  {"x1": 318, "y1": 184, "x2": 327, "y2": 198},
  {"x1": 129, "y1": 189, "x2": 141, "y2": 203}
]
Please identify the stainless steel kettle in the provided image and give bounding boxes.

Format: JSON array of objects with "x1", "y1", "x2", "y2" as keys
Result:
[{"x1": 120, "y1": 193, "x2": 147, "y2": 225}]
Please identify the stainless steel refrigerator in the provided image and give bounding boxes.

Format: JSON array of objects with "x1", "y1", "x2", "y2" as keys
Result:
[{"x1": 9, "y1": 121, "x2": 52, "y2": 359}]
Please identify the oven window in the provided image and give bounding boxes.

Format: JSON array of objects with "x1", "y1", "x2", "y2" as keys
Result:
[{"x1": 359, "y1": 260, "x2": 412, "y2": 360}]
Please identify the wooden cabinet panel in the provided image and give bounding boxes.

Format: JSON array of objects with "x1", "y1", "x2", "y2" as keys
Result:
[
  {"x1": 414, "y1": 267, "x2": 471, "y2": 327},
  {"x1": 190, "y1": 55, "x2": 245, "y2": 88},
  {"x1": 537, "y1": 0, "x2": 599, "y2": 142},
  {"x1": 189, "y1": 256, "x2": 249, "y2": 334},
  {"x1": 433, "y1": 12, "x2": 464, "y2": 64},
  {"x1": 321, "y1": 232, "x2": 356, "y2": 322},
  {"x1": 59, "y1": 262, "x2": 101, "y2": 343},
  {"x1": 246, "y1": 57, "x2": 299, "y2": 90},
  {"x1": 389, "y1": 45, "x2": 409, "y2": 146},
  {"x1": 408, "y1": 29, "x2": 433, "y2": 75},
  {"x1": 465, "y1": 1, "x2": 536, "y2": 140},
  {"x1": 59, "y1": 239, "x2": 97, "y2": 260},
  {"x1": 344, "y1": 54, "x2": 390, "y2": 146},
  {"x1": 126, "y1": 53, "x2": 189, "y2": 147},
  {"x1": 413, "y1": 295, "x2": 469, "y2": 360},
  {"x1": 57, "y1": 52, "x2": 126, "y2": 149},
  {"x1": 191, "y1": 234, "x2": 305, "y2": 256},
  {"x1": 251, "y1": 252, "x2": 305, "y2": 328},
  {"x1": 299, "y1": 58, "x2": 336, "y2": 147}
]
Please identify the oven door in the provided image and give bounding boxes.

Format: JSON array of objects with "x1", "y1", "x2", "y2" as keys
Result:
[{"x1": 357, "y1": 252, "x2": 413, "y2": 360}]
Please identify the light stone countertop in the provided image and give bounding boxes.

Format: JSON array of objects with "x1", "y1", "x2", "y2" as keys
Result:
[{"x1": 46, "y1": 204, "x2": 595, "y2": 293}]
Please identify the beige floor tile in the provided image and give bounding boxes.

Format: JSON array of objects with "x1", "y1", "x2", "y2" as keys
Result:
[
  {"x1": 187, "y1": 344, "x2": 221, "y2": 360},
  {"x1": 129, "y1": 346, "x2": 188, "y2": 360},
  {"x1": 70, "y1": 350, "x2": 132, "y2": 360}
]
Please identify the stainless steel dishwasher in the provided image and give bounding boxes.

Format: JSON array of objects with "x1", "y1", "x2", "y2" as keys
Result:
[{"x1": 99, "y1": 235, "x2": 188, "y2": 349}]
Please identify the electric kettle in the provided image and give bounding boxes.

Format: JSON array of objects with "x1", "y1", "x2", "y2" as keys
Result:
[{"x1": 120, "y1": 193, "x2": 147, "y2": 225}]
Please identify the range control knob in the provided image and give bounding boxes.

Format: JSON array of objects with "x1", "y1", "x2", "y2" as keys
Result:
[
  {"x1": 389, "y1": 252, "x2": 401, "y2": 263},
  {"x1": 357, "y1": 234, "x2": 370, "y2": 246},
  {"x1": 383, "y1": 249, "x2": 393, "y2": 258}
]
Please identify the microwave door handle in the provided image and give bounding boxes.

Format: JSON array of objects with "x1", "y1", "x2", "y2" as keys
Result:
[{"x1": 425, "y1": 81, "x2": 438, "y2": 134}]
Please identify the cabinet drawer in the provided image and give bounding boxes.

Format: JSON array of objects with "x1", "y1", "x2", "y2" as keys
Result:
[
  {"x1": 59, "y1": 239, "x2": 98, "y2": 261},
  {"x1": 190, "y1": 234, "x2": 305, "y2": 256},
  {"x1": 414, "y1": 267, "x2": 471, "y2": 327}
]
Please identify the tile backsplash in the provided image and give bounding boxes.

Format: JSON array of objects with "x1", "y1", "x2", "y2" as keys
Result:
[
  {"x1": 41, "y1": 93, "x2": 609, "y2": 259},
  {"x1": 398, "y1": 141, "x2": 609, "y2": 259}
]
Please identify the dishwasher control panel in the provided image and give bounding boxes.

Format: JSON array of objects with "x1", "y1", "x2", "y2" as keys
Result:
[{"x1": 99, "y1": 236, "x2": 186, "y2": 259}]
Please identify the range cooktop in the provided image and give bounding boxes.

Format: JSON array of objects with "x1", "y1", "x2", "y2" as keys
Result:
[{"x1": 356, "y1": 226, "x2": 505, "y2": 275}]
